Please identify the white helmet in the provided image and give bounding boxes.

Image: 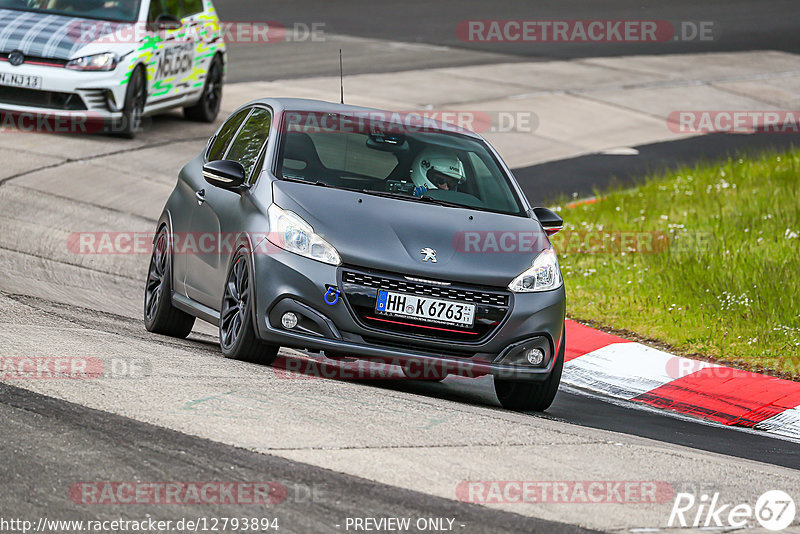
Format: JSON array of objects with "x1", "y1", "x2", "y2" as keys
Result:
[{"x1": 411, "y1": 148, "x2": 466, "y2": 193}]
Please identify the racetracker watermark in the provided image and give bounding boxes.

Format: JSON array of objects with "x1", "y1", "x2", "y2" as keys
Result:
[
  {"x1": 457, "y1": 20, "x2": 716, "y2": 43},
  {"x1": 70, "y1": 21, "x2": 325, "y2": 45},
  {"x1": 1, "y1": 111, "x2": 97, "y2": 134},
  {"x1": 452, "y1": 230, "x2": 713, "y2": 254},
  {"x1": 272, "y1": 356, "x2": 488, "y2": 381},
  {"x1": 0, "y1": 111, "x2": 152, "y2": 135},
  {"x1": 69, "y1": 482, "x2": 289, "y2": 505},
  {"x1": 0, "y1": 357, "x2": 149, "y2": 379},
  {"x1": 67, "y1": 232, "x2": 279, "y2": 255},
  {"x1": 457, "y1": 481, "x2": 674, "y2": 504},
  {"x1": 668, "y1": 111, "x2": 800, "y2": 134},
  {"x1": 283, "y1": 110, "x2": 538, "y2": 134},
  {"x1": 664, "y1": 357, "x2": 758, "y2": 380},
  {"x1": 68, "y1": 230, "x2": 713, "y2": 256}
]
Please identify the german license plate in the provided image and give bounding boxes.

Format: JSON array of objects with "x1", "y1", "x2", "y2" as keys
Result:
[
  {"x1": 0, "y1": 73, "x2": 42, "y2": 89},
  {"x1": 375, "y1": 290, "x2": 475, "y2": 327}
]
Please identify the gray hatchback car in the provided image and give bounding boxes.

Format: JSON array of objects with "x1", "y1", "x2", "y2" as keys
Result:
[{"x1": 144, "y1": 98, "x2": 566, "y2": 411}]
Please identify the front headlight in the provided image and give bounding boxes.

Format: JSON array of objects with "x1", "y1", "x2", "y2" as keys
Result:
[
  {"x1": 267, "y1": 204, "x2": 341, "y2": 266},
  {"x1": 508, "y1": 248, "x2": 562, "y2": 292},
  {"x1": 66, "y1": 52, "x2": 118, "y2": 71}
]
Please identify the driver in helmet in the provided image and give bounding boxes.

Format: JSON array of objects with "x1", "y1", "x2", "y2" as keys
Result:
[{"x1": 411, "y1": 148, "x2": 466, "y2": 195}]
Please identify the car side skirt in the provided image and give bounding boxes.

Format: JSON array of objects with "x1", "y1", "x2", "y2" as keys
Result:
[{"x1": 172, "y1": 292, "x2": 220, "y2": 326}]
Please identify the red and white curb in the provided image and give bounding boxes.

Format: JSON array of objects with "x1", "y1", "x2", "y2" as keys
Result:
[{"x1": 563, "y1": 320, "x2": 800, "y2": 440}]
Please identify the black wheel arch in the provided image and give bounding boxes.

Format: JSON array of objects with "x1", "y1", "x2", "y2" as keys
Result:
[{"x1": 153, "y1": 210, "x2": 175, "y2": 290}]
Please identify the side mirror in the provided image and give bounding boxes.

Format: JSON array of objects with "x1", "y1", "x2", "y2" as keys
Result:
[
  {"x1": 203, "y1": 160, "x2": 248, "y2": 191},
  {"x1": 532, "y1": 207, "x2": 563, "y2": 236},
  {"x1": 154, "y1": 13, "x2": 182, "y2": 30}
]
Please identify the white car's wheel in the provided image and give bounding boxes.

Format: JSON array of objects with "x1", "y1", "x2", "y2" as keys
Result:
[
  {"x1": 184, "y1": 55, "x2": 223, "y2": 123},
  {"x1": 118, "y1": 66, "x2": 146, "y2": 139}
]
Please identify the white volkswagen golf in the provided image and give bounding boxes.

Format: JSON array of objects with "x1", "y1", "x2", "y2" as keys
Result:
[{"x1": 0, "y1": 0, "x2": 227, "y2": 137}]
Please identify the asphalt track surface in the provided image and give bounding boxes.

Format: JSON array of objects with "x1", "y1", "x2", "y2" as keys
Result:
[
  {"x1": 214, "y1": 0, "x2": 800, "y2": 81},
  {"x1": 0, "y1": 383, "x2": 593, "y2": 534},
  {"x1": 1, "y1": 2, "x2": 800, "y2": 533}
]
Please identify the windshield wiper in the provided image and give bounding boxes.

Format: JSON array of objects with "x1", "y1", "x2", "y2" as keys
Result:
[
  {"x1": 415, "y1": 195, "x2": 468, "y2": 209},
  {"x1": 283, "y1": 177, "x2": 370, "y2": 195},
  {"x1": 358, "y1": 190, "x2": 466, "y2": 209},
  {"x1": 282, "y1": 176, "x2": 330, "y2": 188}
]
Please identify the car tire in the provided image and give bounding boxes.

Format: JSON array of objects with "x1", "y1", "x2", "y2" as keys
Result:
[
  {"x1": 184, "y1": 55, "x2": 223, "y2": 123},
  {"x1": 118, "y1": 65, "x2": 146, "y2": 139},
  {"x1": 494, "y1": 331, "x2": 564, "y2": 412},
  {"x1": 144, "y1": 226, "x2": 196, "y2": 338},
  {"x1": 219, "y1": 250, "x2": 279, "y2": 365}
]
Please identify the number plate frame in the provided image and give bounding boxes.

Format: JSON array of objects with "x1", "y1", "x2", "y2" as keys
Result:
[
  {"x1": 0, "y1": 73, "x2": 42, "y2": 89},
  {"x1": 375, "y1": 290, "x2": 476, "y2": 328}
]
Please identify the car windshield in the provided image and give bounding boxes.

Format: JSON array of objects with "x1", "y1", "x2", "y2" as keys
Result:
[
  {"x1": 0, "y1": 0, "x2": 140, "y2": 22},
  {"x1": 276, "y1": 112, "x2": 524, "y2": 215}
]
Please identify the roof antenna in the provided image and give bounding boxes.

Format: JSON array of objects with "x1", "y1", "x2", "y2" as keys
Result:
[{"x1": 339, "y1": 48, "x2": 344, "y2": 105}]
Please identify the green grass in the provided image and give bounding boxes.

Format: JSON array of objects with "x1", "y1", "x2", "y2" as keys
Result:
[{"x1": 553, "y1": 149, "x2": 800, "y2": 378}]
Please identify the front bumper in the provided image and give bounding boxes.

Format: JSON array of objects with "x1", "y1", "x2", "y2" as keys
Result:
[
  {"x1": 252, "y1": 249, "x2": 566, "y2": 381},
  {"x1": 0, "y1": 61, "x2": 126, "y2": 119}
]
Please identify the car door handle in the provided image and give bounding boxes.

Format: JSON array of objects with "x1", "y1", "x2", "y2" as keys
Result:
[{"x1": 195, "y1": 189, "x2": 206, "y2": 205}]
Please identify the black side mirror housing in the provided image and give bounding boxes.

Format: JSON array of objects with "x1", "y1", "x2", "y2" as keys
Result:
[
  {"x1": 203, "y1": 160, "x2": 248, "y2": 191},
  {"x1": 531, "y1": 207, "x2": 563, "y2": 236}
]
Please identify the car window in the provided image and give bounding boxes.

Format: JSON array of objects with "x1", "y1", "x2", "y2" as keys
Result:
[
  {"x1": 148, "y1": 0, "x2": 181, "y2": 22},
  {"x1": 207, "y1": 108, "x2": 251, "y2": 161},
  {"x1": 312, "y1": 133, "x2": 398, "y2": 179},
  {"x1": 147, "y1": 0, "x2": 165, "y2": 22},
  {"x1": 225, "y1": 108, "x2": 272, "y2": 180},
  {"x1": 165, "y1": 0, "x2": 181, "y2": 18},
  {"x1": 468, "y1": 152, "x2": 519, "y2": 213},
  {"x1": 277, "y1": 114, "x2": 523, "y2": 215},
  {"x1": 182, "y1": 0, "x2": 204, "y2": 16},
  {"x1": 0, "y1": 0, "x2": 140, "y2": 22}
]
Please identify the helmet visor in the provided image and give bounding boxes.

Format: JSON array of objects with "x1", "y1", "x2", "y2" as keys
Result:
[{"x1": 427, "y1": 168, "x2": 461, "y2": 190}]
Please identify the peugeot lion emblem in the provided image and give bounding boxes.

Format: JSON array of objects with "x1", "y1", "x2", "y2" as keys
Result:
[
  {"x1": 8, "y1": 50, "x2": 24, "y2": 67},
  {"x1": 420, "y1": 248, "x2": 437, "y2": 263}
]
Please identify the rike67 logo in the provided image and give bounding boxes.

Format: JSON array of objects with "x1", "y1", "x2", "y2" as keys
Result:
[{"x1": 669, "y1": 490, "x2": 796, "y2": 531}]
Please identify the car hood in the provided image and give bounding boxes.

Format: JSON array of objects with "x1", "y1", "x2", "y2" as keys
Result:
[
  {"x1": 0, "y1": 8, "x2": 132, "y2": 60},
  {"x1": 272, "y1": 181, "x2": 550, "y2": 288}
]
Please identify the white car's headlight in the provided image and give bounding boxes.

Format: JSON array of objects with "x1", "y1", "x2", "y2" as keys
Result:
[
  {"x1": 508, "y1": 248, "x2": 562, "y2": 292},
  {"x1": 267, "y1": 204, "x2": 341, "y2": 266},
  {"x1": 66, "y1": 52, "x2": 118, "y2": 71}
]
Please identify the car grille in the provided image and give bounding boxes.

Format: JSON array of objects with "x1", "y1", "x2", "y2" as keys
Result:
[
  {"x1": 0, "y1": 86, "x2": 87, "y2": 110},
  {"x1": 340, "y1": 267, "x2": 511, "y2": 343},
  {"x1": 342, "y1": 271, "x2": 509, "y2": 306},
  {"x1": 0, "y1": 53, "x2": 67, "y2": 67}
]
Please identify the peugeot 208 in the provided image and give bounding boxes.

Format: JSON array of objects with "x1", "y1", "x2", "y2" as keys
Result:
[{"x1": 144, "y1": 98, "x2": 566, "y2": 411}]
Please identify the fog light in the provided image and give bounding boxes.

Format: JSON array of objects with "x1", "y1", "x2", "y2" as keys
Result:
[
  {"x1": 281, "y1": 312, "x2": 298, "y2": 329},
  {"x1": 525, "y1": 347, "x2": 545, "y2": 365}
]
